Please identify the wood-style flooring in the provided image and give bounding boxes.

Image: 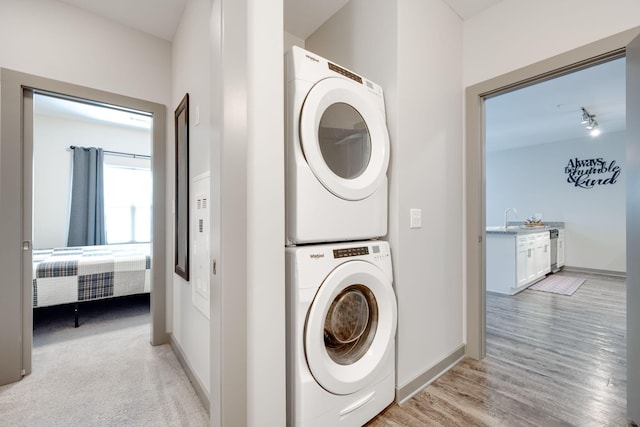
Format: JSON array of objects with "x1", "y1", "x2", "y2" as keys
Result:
[{"x1": 368, "y1": 272, "x2": 628, "y2": 426}]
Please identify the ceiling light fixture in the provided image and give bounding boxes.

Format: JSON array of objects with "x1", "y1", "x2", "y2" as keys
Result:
[
  {"x1": 580, "y1": 107, "x2": 591, "y2": 124},
  {"x1": 580, "y1": 107, "x2": 600, "y2": 137}
]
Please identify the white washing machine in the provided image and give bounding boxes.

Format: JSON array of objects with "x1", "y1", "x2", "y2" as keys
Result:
[
  {"x1": 285, "y1": 46, "x2": 390, "y2": 245},
  {"x1": 286, "y1": 240, "x2": 397, "y2": 426}
]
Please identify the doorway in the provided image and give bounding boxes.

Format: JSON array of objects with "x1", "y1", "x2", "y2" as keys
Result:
[
  {"x1": 464, "y1": 29, "x2": 638, "y2": 360},
  {"x1": 0, "y1": 69, "x2": 167, "y2": 385},
  {"x1": 32, "y1": 92, "x2": 153, "y2": 340},
  {"x1": 465, "y1": 25, "x2": 640, "y2": 425}
]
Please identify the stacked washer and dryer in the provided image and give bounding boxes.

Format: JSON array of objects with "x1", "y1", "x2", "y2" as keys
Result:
[{"x1": 285, "y1": 46, "x2": 398, "y2": 427}]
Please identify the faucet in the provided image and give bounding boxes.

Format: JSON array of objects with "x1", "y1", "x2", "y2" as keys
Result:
[{"x1": 504, "y1": 208, "x2": 518, "y2": 230}]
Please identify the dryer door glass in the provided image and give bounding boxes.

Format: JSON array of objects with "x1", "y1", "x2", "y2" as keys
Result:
[
  {"x1": 300, "y1": 78, "x2": 389, "y2": 201},
  {"x1": 324, "y1": 284, "x2": 378, "y2": 365},
  {"x1": 318, "y1": 103, "x2": 371, "y2": 179}
]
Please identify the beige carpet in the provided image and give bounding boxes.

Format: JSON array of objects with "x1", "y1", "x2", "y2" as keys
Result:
[{"x1": 0, "y1": 296, "x2": 208, "y2": 426}]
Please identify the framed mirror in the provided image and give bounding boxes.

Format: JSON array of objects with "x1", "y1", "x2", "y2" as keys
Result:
[{"x1": 174, "y1": 93, "x2": 189, "y2": 280}]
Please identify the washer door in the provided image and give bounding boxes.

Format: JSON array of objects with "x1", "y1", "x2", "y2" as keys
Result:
[
  {"x1": 305, "y1": 260, "x2": 397, "y2": 395},
  {"x1": 299, "y1": 78, "x2": 390, "y2": 201}
]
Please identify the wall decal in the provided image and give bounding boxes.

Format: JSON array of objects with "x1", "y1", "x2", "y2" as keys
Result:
[{"x1": 564, "y1": 157, "x2": 620, "y2": 189}]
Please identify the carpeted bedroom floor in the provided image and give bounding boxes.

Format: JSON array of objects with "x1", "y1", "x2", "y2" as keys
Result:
[{"x1": 0, "y1": 295, "x2": 209, "y2": 426}]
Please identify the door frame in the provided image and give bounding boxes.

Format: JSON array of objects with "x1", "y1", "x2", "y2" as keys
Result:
[
  {"x1": 465, "y1": 26, "x2": 640, "y2": 360},
  {"x1": 0, "y1": 69, "x2": 167, "y2": 381}
]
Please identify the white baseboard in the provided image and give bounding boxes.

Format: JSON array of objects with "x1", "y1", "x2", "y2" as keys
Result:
[
  {"x1": 169, "y1": 334, "x2": 210, "y2": 415},
  {"x1": 562, "y1": 265, "x2": 626, "y2": 279},
  {"x1": 396, "y1": 344, "x2": 466, "y2": 404}
]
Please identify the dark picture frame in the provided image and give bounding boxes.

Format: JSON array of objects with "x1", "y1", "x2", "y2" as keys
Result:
[{"x1": 174, "y1": 93, "x2": 189, "y2": 280}]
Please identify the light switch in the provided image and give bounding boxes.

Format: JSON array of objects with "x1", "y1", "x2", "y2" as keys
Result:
[{"x1": 410, "y1": 208, "x2": 422, "y2": 229}]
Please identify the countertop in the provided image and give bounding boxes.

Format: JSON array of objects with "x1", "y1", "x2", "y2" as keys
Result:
[{"x1": 486, "y1": 221, "x2": 565, "y2": 235}]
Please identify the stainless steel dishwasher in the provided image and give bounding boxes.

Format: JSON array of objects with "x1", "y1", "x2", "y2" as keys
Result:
[{"x1": 549, "y1": 228, "x2": 560, "y2": 273}]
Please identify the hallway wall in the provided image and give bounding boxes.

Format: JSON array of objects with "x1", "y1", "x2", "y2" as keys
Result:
[
  {"x1": 0, "y1": 0, "x2": 171, "y2": 106},
  {"x1": 307, "y1": 0, "x2": 464, "y2": 400}
]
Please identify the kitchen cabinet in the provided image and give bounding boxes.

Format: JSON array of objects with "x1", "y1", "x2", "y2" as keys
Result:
[
  {"x1": 557, "y1": 229, "x2": 565, "y2": 268},
  {"x1": 535, "y1": 232, "x2": 551, "y2": 277},
  {"x1": 487, "y1": 230, "x2": 551, "y2": 295},
  {"x1": 516, "y1": 236, "x2": 529, "y2": 288}
]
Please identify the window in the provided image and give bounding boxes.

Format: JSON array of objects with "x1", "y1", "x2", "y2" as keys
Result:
[{"x1": 104, "y1": 159, "x2": 151, "y2": 244}]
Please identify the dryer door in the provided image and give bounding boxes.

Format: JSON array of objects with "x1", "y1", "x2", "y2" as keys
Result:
[
  {"x1": 299, "y1": 77, "x2": 390, "y2": 201},
  {"x1": 305, "y1": 260, "x2": 397, "y2": 395}
]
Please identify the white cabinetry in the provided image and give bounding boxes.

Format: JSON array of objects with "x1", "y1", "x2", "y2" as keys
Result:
[
  {"x1": 487, "y1": 230, "x2": 551, "y2": 295},
  {"x1": 557, "y1": 229, "x2": 565, "y2": 268},
  {"x1": 535, "y1": 232, "x2": 551, "y2": 277},
  {"x1": 516, "y1": 236, "x2": 528, "y2": 288}
]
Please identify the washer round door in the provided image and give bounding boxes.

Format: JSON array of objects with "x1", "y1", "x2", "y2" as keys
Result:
[
  {"x1": 304, "y1": 260, "x2": 397, "y2": 395},
  {"x1": 299, "y1": 77, "x2": 390, "y2": 201}
]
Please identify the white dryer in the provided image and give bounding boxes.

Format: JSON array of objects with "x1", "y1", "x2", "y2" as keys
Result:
[
  {"x1": 285, "y1": 46, "x2": 390, "y2": 245},
  {"x1": 286, "y1": 241, "x2": 397, "y2": 426}
]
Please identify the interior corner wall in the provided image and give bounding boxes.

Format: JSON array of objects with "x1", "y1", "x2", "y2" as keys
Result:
[
  {"x1": 394, "y1": 0, "x2": 463, "y2": 395},
  {"x1": 307, "y1": 0, "x2": 465, "y2": 398},
  {"x1": 486, "y1": 132, "x2": 626, "y2": 273},
  {"x1": 463, "y1": 0, "x2": 640, "y2": 87},
  {"x1": 284, "y1": 31, "x2": 304, "y2": 52},
  {"x1": 171, "y1": 0, "x2": 211, "y2": 396}
]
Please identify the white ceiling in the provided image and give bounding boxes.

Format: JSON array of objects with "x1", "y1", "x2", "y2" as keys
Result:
[
  {"x1": 35, "y1": 94, "x2": 152, "y2": 130},
  {"x1": 56, "y1": 0, "x2": 501, "y2": 41},
  {"x1": 486, "y1": 58, "x2": 626, "y2": 152},
  {"x1": 441, "y1": 0, "x2": 503, "y2": 20},
  {"x1": 57, "y1": 0, "x2": 188, "y2": 41}
]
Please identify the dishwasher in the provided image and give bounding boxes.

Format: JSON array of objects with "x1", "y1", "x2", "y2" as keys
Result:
[{"x1": 549, "y1": 228, "x2": 560, "y2": 273}]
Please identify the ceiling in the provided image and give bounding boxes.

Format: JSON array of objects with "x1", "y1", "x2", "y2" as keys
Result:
[
  {"x1": 486, "y1": 58, "x2": 626, "y2": 152},
  {"x1": 57, "y1": 0, "x2": 188, "y2": 41},
  {"x1": 35, "y1": 93, "x2": 152, "y2": 130},
  {"x1": 56, "y1": 0, "x2": 502, "y2": 41}
]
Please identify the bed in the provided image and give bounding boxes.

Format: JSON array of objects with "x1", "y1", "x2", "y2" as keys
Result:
[{"x1": 32, "y1": 243, "x2": 151, "y2": 326}]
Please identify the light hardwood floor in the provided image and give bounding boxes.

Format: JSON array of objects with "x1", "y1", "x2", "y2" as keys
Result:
[{"x1": 368, "y1": 272, "x2": 628, "y2": 426}]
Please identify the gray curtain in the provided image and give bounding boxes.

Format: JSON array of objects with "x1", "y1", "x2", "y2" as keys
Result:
[{"x1": 67, "y1": 146, "x2": 106, "y2": 246}]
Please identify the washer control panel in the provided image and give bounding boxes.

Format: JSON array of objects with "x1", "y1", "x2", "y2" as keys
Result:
[
  {"x1": 332, "y1": 244, "x2": 391, "y2": 262},
  {"x1": 333, "y1": 246, "x2": 369, "y2": 258}
]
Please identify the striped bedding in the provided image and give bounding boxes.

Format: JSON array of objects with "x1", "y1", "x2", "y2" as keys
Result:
[{"x1": 32, "y1": 243, "x2": 151, "y2": 308}]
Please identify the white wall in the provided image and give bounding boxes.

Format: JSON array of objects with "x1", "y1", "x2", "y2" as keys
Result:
[
  {"x1": 246, "y1": 0, "x2": 285, "y2": 423},
  {"x1": 395, "y1": 0, "x2": 463, "y2": 393},
  {"x1": 0, "y1": 0, "x2": 171, "y2": 106},
  {"x1": 171, "y1": 0, "x2": 211, "y2": 396},
  {"x1": 307, "y1": 0, "x2": 464, "y2": 398},
  {"x1": 487, "y1": 132, "x2": 626, "y2": 273},
  {"x1": 464, "y1": 0, "x2": 640, "y2": 87},
  {"x1": 33, "y1": 115, "x2": 150, "y2": 249}
]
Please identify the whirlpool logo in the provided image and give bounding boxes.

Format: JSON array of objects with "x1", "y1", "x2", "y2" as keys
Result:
[
  {"x1": 305, "y1": 54, "x2": 319, "y2": 63},
  {"x1": 309, "y1": 253, "x2": 324, "y2": 260}
]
